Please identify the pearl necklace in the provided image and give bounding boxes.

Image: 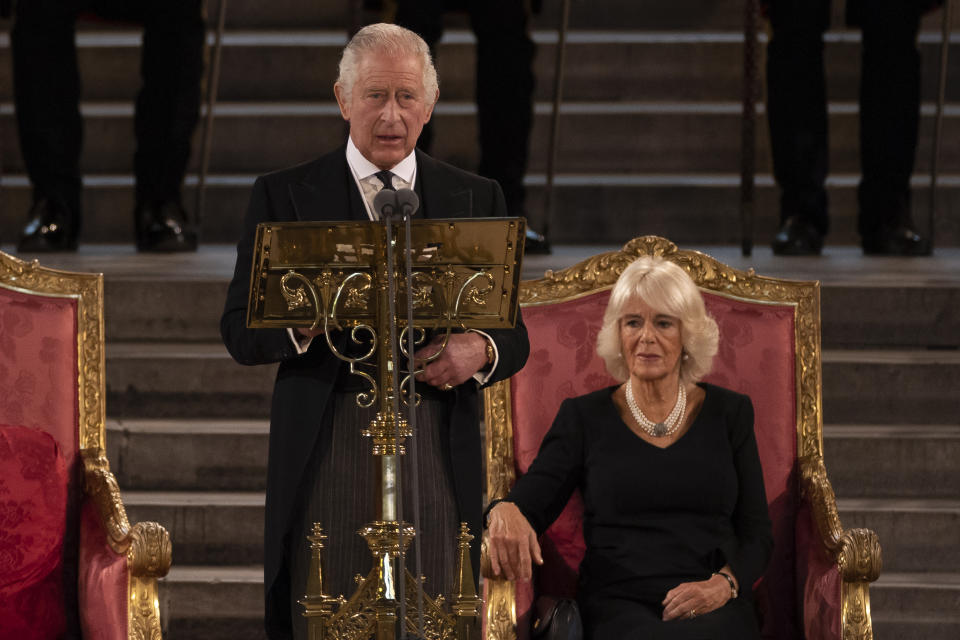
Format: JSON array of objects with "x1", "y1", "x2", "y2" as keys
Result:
[{"x1": 626, "y1": 378, "x2": 687, "y2": 438}]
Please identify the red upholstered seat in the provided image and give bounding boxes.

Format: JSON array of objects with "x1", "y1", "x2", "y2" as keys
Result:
[
  {"x1": 482, "y1": 237, "x2": 881, "y2": 640},
  {"x1": 0, "y1": 251, "x2": 171, "y2": 640}
]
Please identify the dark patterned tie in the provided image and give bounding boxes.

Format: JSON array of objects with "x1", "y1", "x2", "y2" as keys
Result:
[{"x1": 374, "y1": 170, "x2": 395, "y2": 191}]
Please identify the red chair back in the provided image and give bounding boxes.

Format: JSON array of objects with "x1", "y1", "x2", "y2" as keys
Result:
[
  {"x1": 0, "y1": 287, "x2": 81, "y2": 474},
  {"x1": 0, "y1": 283, "x2": 82, "y2": 638}
]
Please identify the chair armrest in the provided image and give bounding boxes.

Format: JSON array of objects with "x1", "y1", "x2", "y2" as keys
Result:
[
  {"x1": 81, "y1": 449, "x2": 172, "y2": 640},
  {"x1": 799, "y1": 455, "x2": 882, "y2": 640}
]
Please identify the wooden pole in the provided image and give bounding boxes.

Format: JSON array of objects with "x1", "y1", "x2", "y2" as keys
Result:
[
  {"x1": 194, "y1": 0, "x2": 228, "y2": 237},
  {"x1": 928, "y1": 0, "x2": 952, "y2": 253},
  {"x1": 739, "y1": 0, "x2": 761, "y2": 257},
  {"x1": 543, "y1": 0, "x2": 571, "y2": 245}
]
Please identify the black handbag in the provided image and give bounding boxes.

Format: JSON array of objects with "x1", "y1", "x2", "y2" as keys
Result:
[{"x1": 531, "y1": 596, "x2": 583, "y2": 640}]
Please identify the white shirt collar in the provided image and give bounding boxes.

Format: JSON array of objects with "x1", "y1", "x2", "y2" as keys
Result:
[{"x1": 346, "y1": 136, "x2": 417, "y2": 184}]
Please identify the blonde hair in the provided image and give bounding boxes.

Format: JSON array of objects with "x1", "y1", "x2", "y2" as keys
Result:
[
  {"x1": 596, "y1": 256, "x2": 718, "y2": 384},
  {"x1": 336, "y1": 23, "x2": 439, "y2": 104}
]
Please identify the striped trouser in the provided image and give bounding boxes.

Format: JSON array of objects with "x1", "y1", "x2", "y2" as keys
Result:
[{"x1": 288, "y1": 391, "x2": 459, "y2": 639}]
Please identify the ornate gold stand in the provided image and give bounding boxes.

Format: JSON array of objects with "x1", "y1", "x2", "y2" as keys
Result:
[
  {"x1": 301, "y1": 522, "x2": 482, "y2": 640},
  {"x1": 247, "y1": 218, "x2": 524, "y2": 639}
]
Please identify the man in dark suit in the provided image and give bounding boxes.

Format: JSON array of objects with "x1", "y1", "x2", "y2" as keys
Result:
[
  {"x1": 11, "y1": 0, "x2": 202, "y2": 252},
  {"x1": 220, "y1": 23, "x2": 529, "y2": 640},
  {"x1": 766, "y1": 0, "x2": 941, "y2": 256}
]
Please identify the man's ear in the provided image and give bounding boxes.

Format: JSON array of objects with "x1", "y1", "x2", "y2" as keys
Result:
[
  {"x1": 334, "y1": 83, "x2": 350, "y2": 121},
  {"x1": 423, "y1": 89, "x2": 439, "y2": 124}
]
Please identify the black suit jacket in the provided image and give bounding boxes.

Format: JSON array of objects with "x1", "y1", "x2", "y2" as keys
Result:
[{"x1": 220, "y1": 146, "x2": 529, "y2": 637}]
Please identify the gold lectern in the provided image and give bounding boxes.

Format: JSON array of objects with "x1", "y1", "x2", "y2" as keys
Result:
[{"x1": 246, "y1": 216, "x2": 525, "y2": 640}]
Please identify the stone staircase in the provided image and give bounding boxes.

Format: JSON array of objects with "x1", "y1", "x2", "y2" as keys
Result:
[
  {"x1": 0, "y1": 0, "x2": 958, "y2": 246},
  {"x1": 1, "y1": 0, "x2": 958, "y2": 637}
]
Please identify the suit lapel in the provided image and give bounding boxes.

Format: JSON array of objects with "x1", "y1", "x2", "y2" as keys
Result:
[
  {"x1": 288, "y1": 146, "x2": 368, "y2": 221},
  {"x1": 416, "y1": 149, "x2": 473, "y2": 219}
]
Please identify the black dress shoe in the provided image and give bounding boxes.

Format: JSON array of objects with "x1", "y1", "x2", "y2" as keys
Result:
[
  {"x1": 772, "y1": 216, "x2": 823, "y2": 256},
  {"x1": 524, "y1": 227, "x2": 551, "y2": 255},
  {"x1": 861, "y1": 224, "x2": 930, "y2": 256},
  {"x1": 17, "y1": 198, "x2": 78, "y2": 252},
  {"x1": 135, "y1": 201, "x2": 198, "y2": 252}
]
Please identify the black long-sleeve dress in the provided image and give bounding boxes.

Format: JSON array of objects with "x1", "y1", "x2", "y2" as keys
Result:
[{"x1": 506, "y1": 383, "x2": 773, "y2": 640}]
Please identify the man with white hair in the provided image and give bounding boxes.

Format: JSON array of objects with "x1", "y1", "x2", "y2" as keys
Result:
[{"x1": 220, "y1": 23, "x2": 529, "y2": 639}]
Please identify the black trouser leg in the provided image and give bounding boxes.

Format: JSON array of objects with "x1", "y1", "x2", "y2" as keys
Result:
[
  {"x1": 469, "y1": 0, "x2": 535, "y2": 218},
  {"x1": 765, "y1": 0, "x2": 831, "y2": 236},
  {"x1": 395, "y1": 1, "x2": 535, "y2": 218},
  {"x1": 87, "y1": 0, "x2": 204, "y2": 208},
  {"x1": 133, "y1": 0, "x2": 205, "y2": 207},
  {"x1": 855, "y1": 0, "x2": 922, "y2": 237},
  {"x1": 11, "y1": 0, "x2": 83, "y2": 226},
  {"x1": 394, "y1": 0, "x2": 445, "y2": 154}
]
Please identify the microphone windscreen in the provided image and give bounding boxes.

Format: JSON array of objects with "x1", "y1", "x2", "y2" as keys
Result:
[
  {"x1": 373, "y1": 189, "x2": 397, "y2": 219},
  {"x1": 395, "y1": 188, "x2": 420, "y2": 217}
]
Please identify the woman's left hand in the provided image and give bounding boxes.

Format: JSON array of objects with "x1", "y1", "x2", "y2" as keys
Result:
[{"x1": 661, "y1": 574, "x2": 732, "y2": 621}]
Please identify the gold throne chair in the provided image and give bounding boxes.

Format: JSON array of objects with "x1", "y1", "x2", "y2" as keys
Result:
[
  {"x1": 481, "y1": 237, "x2": 881, "y2": 640},
  {"x1": 0, "y1": 251, "x2": 171, "y2": 639}
]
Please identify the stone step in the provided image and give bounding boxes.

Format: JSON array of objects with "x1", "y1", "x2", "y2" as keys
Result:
[
  {"x1": 825, "y1": 425, "x2": 960, "y2": 498},
  {"x1": 1, "y1": 31, "x2": 958, "y2": 103},
  {"x1": 110, "y1": 421, "x2": 960, "y2": 497},
  {"x1": 821, "y1": 349, "x2": 960, "y2": 425},
  {"x1": 105, "y1": 342, "x2": 275, "y2": 419},
  {"x1": 160, "y1": 565, "x2": 265, "y2": 640},
  {"x1": 107, "y1": 420, "x2": 268, "y2": 491},
  {"x1": 837, "y1": 498, "x2": 960, "y2": 573},
  {"x1": 870, "y1": 572, "x2": 960, "y2": 640},
  {"x1": 12, "y1": 247, "x2": 960, "y2": 348},
  {"x1": 820, "y1": 284, "x2": 960, "y2": 350},
  {"x1": 1, "y1": 175, "x2": 959, "y2": 247},
  {"x1": 111, "y1": 278, "x2": 959, "y2": 348},
  {"x1": 129, "y1": 491, "x2": 960, "y2": 573},
  {"x1": 102, "y1": 343, "x2": 960, "y2": 422},
  {"x1": 125, "y1": 491, "x2": 263, "y2": 565},
  {"x1": 2, "y1": 102, "x2": 959, "y2": 175}
]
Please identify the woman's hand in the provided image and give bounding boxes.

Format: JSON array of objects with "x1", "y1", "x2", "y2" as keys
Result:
[
  {"x1": 486, "y1": 501, "x2": 543, "y2": 581},
  {"x1": 661, "y1": 572, "x2": 735, "y2": 621}
]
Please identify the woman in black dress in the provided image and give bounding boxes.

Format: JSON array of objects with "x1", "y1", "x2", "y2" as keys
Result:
[{"x1": 486, "y1": 257, "x2": 773, "y2": 639}]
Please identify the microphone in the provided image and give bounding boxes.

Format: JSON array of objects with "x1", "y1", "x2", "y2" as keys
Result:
[
  {"x1": 395, "y1": 188, "x2": 420, "y2": 218},
  {"x1": 373, "y1": 188, "x2": 397, "y2": 219}
]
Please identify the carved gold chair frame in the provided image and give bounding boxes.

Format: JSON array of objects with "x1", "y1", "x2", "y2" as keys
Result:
[
  {"x1": 0, "y1": 251, "x2": 172, "y2": 640},
  {"x1": 481, "y1": 236, "x2": 881, "y2": 640}
]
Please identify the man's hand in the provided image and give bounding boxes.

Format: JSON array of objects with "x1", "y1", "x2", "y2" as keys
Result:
[
  {"x1": 661, "y1": 572, "x2": 734, "y2": 621},
  {"x1": 413, "y1": 332, "x2": 488, "y2": 389},
  {"x1": 486, "y1": 502, "x2": 543, "y2": 581}
]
